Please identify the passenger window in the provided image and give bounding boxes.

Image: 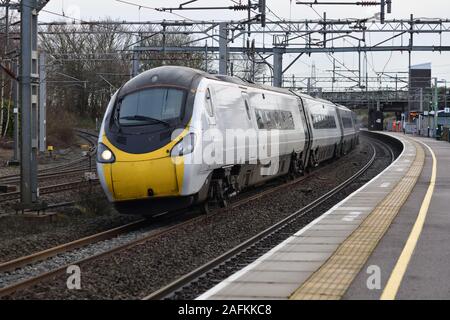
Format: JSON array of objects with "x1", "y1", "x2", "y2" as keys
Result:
[{"x1": 205, "y1": 88, "x2": 214, "y2": 117}]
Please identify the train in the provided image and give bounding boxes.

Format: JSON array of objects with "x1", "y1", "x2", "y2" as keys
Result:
[{"x1": 96, "y1": 66, "x2": 359, "y2": 215}]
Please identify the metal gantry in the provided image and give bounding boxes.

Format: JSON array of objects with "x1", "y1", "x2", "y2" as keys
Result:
[
  {"x1": 2, "y1": 1, "x2": 450, "y2": 205},
  {"x1": 37, "y1": 17, "x2": 450, "y2": 87}
]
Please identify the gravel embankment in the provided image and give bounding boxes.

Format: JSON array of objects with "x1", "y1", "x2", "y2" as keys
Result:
[
  {"x1": 0, "y1": 227, "x2": 158, "y2": 289},
  {"x1": 0, "y1": 197, "x2": 141, "y2": 264}
]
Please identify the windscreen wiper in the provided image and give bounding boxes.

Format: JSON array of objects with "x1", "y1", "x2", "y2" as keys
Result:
[{"x1": 120, "y1": 115, "x2": 171, "y2": 127}]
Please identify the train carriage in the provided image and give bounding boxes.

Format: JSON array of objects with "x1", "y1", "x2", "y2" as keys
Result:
[
  {"x1": 335, "y1": 104, "x2": 358, "y2": 155},
  {"x1": 301, "y1": 96, "x2": 342, "y2": 166},
  {"x1": 96, "y1": 66, "x2": 358, "y2": 215}
]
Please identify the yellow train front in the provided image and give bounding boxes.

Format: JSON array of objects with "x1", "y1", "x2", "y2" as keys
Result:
[{"x1": 96, "y1": 66, "x2": 205, "y2": 215}]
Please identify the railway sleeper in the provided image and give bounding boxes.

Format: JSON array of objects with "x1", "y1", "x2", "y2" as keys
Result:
[
  {"x1": 0, "y1": 185, "x2": 17, "y2": 194},
  {"x1": 12, "y1": 201, "x2": 49, "y2": 215}
]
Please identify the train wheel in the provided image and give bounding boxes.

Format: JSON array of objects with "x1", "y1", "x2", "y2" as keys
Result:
[
  {"x1": 212, "y1": 179, "x2": 228, "y2": 208},
  {"x1": 288, "y1": 153, "x2": 304, "y2": 179},
  {"x1": 199, "y1": 201, "x2": 211, "y2": 215},
  {"x1": 310, "y1": 150, "x2": 319, "y2": 168},
  {"x1": 219, "y1": 199, "x2": 228, "y2": 208},
  {"x1": 334, "y1": 144, "x2": 340, "y2": 159}
]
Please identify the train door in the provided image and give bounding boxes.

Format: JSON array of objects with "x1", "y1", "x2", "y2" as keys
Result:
[
  {"x1": 241, "y1": 92, "x2": 258, "y2": 164},
  {"x1": 205, "y1": 87, "x2": 216, "y2": 126},
  {"x1": 298, "y1": 97, "x2": 313, "y2": 170},
  {"x1": 335, "y1": 106, "x2": 345, "y2": 156},
  {"x1": 204, "y1": 87, "x2": 221, "y2": 171}
]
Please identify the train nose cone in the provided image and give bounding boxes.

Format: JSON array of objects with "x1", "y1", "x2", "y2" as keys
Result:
[{"x1": 110, "y1": 158, "x2": 183, "y2": 201}]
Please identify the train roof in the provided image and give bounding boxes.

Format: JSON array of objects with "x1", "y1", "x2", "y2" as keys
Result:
[
  {"x1": 121, "y1": 65, "x2": 294, "y2": 96},
  {"x1": 122, "y1": 66, "x2": 345, "y2": 109},
  {"x1": 119, "y1": 66, "x2": 206, "y2": 98}
]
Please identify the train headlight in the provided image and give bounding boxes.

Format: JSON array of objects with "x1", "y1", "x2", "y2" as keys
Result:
[
  {"x1": 171, "y1": 133, "x2": 196, "y2": 157},
  {"x1": 97, "y1": 143, "x2": 116, "y2": 163}
]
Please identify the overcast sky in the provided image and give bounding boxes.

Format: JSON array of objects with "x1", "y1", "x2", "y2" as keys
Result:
[{"x1": 39, "y1": 1, "x2": 450, "y2": 88}]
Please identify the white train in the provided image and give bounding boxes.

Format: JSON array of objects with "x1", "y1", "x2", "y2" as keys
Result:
[{"x1": 97, "y1": 66, "x2": 358, "y2": 215}]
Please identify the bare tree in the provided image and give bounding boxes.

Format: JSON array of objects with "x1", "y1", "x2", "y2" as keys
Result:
[
  {"x1": 39, "y1": 21, "x2": 209, "y2": 124},
  {"x1": 0, "y1": 5, "x2": 18, "y2": 138}
]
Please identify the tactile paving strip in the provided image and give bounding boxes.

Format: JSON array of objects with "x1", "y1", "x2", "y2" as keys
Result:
[{"x1": 290, "y1": 140, "x2": 425, "y2": 300}]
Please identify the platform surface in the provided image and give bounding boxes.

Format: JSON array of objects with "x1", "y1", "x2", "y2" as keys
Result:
[
  {"x1": 198, "y1": 132, "x2": 449, "y2": 300},
  {"x1": 345, "y1": 135, "x2": 450, "y2": 300}
]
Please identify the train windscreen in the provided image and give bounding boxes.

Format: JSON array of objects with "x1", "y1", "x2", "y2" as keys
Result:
[{"x1": 118, "y1": 88, "x2": 185, "y2": 126}]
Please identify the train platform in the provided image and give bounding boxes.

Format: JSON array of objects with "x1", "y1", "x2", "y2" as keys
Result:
[{"x1": 198, "y1": 132, "x2": 449, "y2": 300}]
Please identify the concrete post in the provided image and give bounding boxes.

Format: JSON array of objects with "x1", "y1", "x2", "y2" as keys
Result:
[
  {"x1": 419, "y1": 88, "x2": 423, "y2": 112},
  {"x1": 39, "y1": 52, "x2": 47, "y2": 153},
  {"x1": 433, "y1": 77, "x2": 438, "y2": 137},
  {"x1": 31, "y1": 8, "x2": 39, "y2": 200},
  {"x1": 273, "y1": 47, "x2": 284, "y2": 87},
  {"x1": 219, "y1": 22, "x2": 228, "y2": 75},
  {"x1": 131, "y1": 47, "x2": 140, "y2": 78},
  {"x1": 12, "y1": 60, "x2": 19, "y2": 163},
  {"x1": 20, "y1": 0, "x2": 39, "y2": 205}
]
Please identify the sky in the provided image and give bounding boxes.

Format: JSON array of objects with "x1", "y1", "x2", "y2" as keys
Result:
[{"x1": 37, "y1": 0, "x2": 450, "y2": 89}]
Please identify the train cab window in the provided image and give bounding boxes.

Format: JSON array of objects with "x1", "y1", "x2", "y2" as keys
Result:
[
  {"x1": 118, "y1": 88, "x2": 185, "y2": 126},
  {"x1": 205, "y1": 88, "x2": 214, "y2": 117}
]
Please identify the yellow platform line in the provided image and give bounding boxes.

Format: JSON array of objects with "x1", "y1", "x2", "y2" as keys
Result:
[
  {"x1": 290, "y1": 139, "x2": 425, "y2": 300},
  {"x1": 380, "y1": 140, "x2": 437, "y2": 300}
]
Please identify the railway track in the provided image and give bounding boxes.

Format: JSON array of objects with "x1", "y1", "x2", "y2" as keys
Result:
[
  {"x1": 0, "y1": 129, "x2": 97, "y2": 183},
  {"x1": 0, "y1": 219, "x2": 148, "y2": 274},
  {"x1": 143, "y1": 136, "x2": 394, "y2": 300},
  {"x1": 0, "y1": 168, "x2": 94, "y2": 185},
  {"x1": 0, "y1": 129, "x2": 99, "y2": 208},
  {"x1": 0, "y1": 135, "x2": 393, "y2": 299},
  {"x1": 0, "y1": 180, "x2": 99, "y2": 204},
  {"x1": 0, "y1": 212, "x2": 204, "y2": 297}
]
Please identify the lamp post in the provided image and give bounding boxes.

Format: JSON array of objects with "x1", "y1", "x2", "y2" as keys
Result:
[
  {"x1": 443, "y1": 79, "x2": 448, "y2": 128},
  {"x1": 442, "y1": 79, "x2": 448, "y2": 109},
  {"x1": 433, "y1": 78, "x2": 438, "y2": 138},
  {"x1": 432, "y1": 78, "x2": 448, "y2": 137}
]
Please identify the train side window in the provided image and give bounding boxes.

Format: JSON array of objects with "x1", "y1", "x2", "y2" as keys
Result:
[{"x1": 205, "y1": 88, "x2": 214, "y2": 117}]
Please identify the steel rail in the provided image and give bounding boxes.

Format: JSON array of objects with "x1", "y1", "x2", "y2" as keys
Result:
[
  {"x1": 0, "y1": 168, "x2": 94, "y2": 184},
  {"x1": 0, "y1": 180, "x2": 99, "y2": 204},
  {"x1": 0, "y1": 215, "x2": 207, "y2": 298},
  {"x1": 0, "y1": 219, "x2": 148, "y2": 274},
  {"x1": 0, "y1": 130, "x2": 97, "y2": 182}
]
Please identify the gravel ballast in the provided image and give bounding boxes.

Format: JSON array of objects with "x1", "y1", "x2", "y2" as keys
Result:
[{"x1": 0, "y1": 203, "x2": 141, "y2": 264}]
